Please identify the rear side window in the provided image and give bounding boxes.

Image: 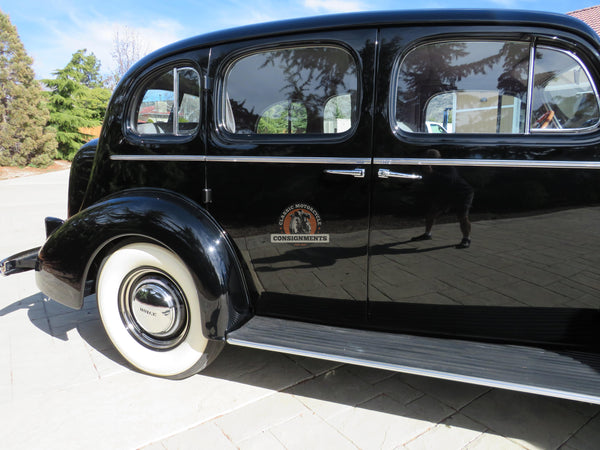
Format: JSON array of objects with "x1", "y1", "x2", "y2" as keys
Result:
[
  {"x1": 532, "y1": 46, "x2": 600, "y2": 130},
  {"x1": 394, "y1": 40, "x2": 600, "y2": 134},
  {"x1": 134, "y1": 67, "x2": 200, "y2": 136},
  {"x1": 222, "y1": 45, "x2": 358, "y2": 136}
]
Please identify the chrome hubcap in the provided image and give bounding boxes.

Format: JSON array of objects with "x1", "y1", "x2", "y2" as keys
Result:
[{"x1": 119, "y1": 268, "x2": 189, "y2": 350}]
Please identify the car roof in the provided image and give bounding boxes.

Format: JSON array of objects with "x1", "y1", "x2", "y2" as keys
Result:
[{"x1": 125, "y1": 9, "x2": 600, "y2": 79}]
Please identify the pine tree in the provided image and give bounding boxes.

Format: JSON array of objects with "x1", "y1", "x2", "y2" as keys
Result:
[
  {"x1": 0, "y1": 10, "x2": 57, "y2": 167},
  {"x1": 43, "y1": 49, "x2": 111, "y2": 160}
]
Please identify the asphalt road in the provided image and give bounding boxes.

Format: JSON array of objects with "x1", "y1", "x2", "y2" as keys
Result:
[{"x1": 1, "y1": 170, "x2": 599, "y2": 449}]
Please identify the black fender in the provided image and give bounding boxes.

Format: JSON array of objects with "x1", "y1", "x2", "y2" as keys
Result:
[
  {"x1": 68, "y1": 139, "x2": 98, "y2": 217},
  {"x1": 36, "y1": 188, "x2": 251, "y2": 338}
]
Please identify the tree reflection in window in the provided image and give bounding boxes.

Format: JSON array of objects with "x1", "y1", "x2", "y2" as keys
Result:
[
  {"x1": 257, "y1": 101, "x2": 307, "y2": 134},
  {"x1": 224, "y1": 46, "x2": 357, "y2": 135},
  {"x1": 396, "y1": 41, "x2": 530, "y2": 134}
]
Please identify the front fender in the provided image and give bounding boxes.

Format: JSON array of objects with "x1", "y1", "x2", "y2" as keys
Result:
[{"x1": 36, "y1": 188, "x2": 251, "y2": 338}]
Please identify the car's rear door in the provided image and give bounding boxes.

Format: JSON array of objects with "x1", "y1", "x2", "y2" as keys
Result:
[{"x1": 369, "y1": 24, "x2": 600, "y2": 349}]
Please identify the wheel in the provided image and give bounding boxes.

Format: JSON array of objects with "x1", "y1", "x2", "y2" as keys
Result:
[{"x1": 97, "y1": 242, "x2": 222, "y2": 378}]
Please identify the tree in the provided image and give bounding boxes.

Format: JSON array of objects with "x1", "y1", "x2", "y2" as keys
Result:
[
  {"x1": 0, "y1": 10, "x2": 57, "y2": 167},
  {"x1": 109, "y1": 26, "x2": 148, "y2": 88},
  {"x1": 43, "y1": 49, "x2": 111, "y2": 160}
]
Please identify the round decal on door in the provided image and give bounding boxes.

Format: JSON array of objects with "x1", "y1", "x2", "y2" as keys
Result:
[{"x1": 271, "y1": 203, "x2": 330, "y2": 244}]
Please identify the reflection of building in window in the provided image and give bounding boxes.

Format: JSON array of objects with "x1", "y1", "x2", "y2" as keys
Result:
[
  {"x1": 531, "y1": 47, "x2": 600, "y2": 130},
  {"x1": 134, "y1": 67, "x2": 200, "y2": 136},
  {"x1": 324, "y1": 94, "x2": 352, "y2": 133},
  {"x1": 395, "y1": 40, "x2": 600, "y2": 134},
  {"x1": 426, "y1": 91, "x2": 524, "y2": 134},
  {"x1": 138, "y1": 97, "x2": 173, "y2": 123}
]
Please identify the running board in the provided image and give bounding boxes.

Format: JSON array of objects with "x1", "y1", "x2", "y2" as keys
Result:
[{"x1": 227, "y1": 316, "x2": 600, "y2": 404}]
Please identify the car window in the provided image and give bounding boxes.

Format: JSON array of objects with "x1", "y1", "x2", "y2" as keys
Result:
[
  {"x1": 394, "y1": 40, "x2": 600, "y2": 135},
  {"x1": 257, "y1": 101, "x2": 307, "y2": 134},
  {"x1": 222, "y1": 46, "x2": 358, "y2": 136},
  {"x1": 531, "y1": 46, "x2": 600, "y2": 131},
  {"x1": 134, "y1": 67, "x2": 200, "y2": 136}
]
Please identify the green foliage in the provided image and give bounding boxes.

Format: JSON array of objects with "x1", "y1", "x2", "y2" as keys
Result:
[
  {"x1": 257, "y1": 101, "x2": 307, "y2": 134},
  {"x1": 0, "y1": 10, "x2": 57, "y2": 167},
  {"x1": 43, "y1": 49, "x2": 111, "y2": 160}
]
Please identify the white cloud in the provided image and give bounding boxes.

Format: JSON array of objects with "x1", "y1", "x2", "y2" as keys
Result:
[
  {"x1": 27, "y1": 10, "x2": 185, "y2": 80},
  {"x1": 489, "y1": 0, "x2": 518, "y2": 6},
  {"x1": 303, "y1": 0, "x2": 366, "y2": 13}
]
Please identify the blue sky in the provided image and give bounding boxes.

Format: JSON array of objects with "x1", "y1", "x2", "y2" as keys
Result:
[{"x1": 2, "y1": 0, "x2": 599, "y2": 79}]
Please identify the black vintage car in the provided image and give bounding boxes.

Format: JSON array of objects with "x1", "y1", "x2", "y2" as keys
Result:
[{"x1": 4, "y1": 9, "x2": 600, "y2": 403}]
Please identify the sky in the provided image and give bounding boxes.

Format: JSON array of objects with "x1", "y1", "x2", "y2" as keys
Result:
[{"x1": 2, "y1": 0, "x2": 600, "y2": 80}]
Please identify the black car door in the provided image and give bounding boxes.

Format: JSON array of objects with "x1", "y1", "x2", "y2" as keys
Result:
[
  {"x1": 369, "y1": 25, "x2": 600, "y2": 350},
  {"x1": 206, "y1": 29, "x2": 377, "y2": 326}
]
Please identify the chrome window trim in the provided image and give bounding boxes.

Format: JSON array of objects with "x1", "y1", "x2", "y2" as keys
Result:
[
  {"x1": 111, "y1": 155, "x2": 372, "y2": 165},
  {"x1": 525, "y1": 42, "x2": 536, "y2": 134}
]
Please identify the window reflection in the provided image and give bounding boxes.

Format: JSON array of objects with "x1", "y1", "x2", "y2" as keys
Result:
[
  {"x1": 134, "y1": 67, "x2": 200, "y2": 136},
  {"x1": 396, "y1": 41, "x2": 530, "y2": 134},
  {"x1": 531, "y1": 47, "x2": 600, "y2": 131},
  {"x1": 223, "y1": 46, "x2": 358, "y2": 135},
  {"x1": 395, "y1": 40, "x2": 600, "y2": 135}
]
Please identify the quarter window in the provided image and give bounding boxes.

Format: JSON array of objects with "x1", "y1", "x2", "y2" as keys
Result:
[
  {"x1": 134, "y1": 67, "x2": 200, "y2": 136},
  {"x1": 222, "y1": 46, "x2": 358, "y2": 135},
  {"x1": 394, "y1": 40, "x2": 600, "y2": 134},
  {"x1": 531, "y1": 47, "x2": 600, "y2": 131}
]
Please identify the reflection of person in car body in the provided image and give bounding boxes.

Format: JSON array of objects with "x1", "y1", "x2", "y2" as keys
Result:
[{"x1": 411, "y1": 149, "x2": 474, "y2": 249}]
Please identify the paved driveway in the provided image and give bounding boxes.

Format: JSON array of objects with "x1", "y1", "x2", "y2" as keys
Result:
[{"x1": 1, "y1": 171, "x2": 599, "y2": 449}]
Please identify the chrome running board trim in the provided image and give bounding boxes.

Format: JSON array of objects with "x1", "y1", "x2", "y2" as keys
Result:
[{"x1": 227, "y1": 316, "x2": 600, "y2": 404}]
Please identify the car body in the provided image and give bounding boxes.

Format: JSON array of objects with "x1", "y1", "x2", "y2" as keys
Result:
[{"x1": 4, "y1": 9, "x2": 600, "y2": 402}]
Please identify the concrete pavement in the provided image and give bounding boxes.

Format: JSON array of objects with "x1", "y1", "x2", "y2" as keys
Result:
[{"x1": 1, "y1": 170, "x2": 599, "y2": 449}]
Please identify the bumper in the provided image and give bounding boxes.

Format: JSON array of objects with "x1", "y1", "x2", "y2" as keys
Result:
[
  {"x1": 1, "y1": 217, "x2": 64, "y2": 277},
  {"x1": 0, "y1": 247, "x2": 41, "y2": 276}
]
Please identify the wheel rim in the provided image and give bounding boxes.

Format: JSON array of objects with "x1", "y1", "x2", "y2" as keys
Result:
[{"x1": 119, "y1": 267, "x2": 190, "y2": 350}]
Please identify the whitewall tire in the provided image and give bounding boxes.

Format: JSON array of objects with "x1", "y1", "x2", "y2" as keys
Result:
[{"x1": 97, "y1": 242, "x2": 222, "y2": 378}]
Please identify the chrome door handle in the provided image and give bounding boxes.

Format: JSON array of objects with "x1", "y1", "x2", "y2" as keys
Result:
[
  {"x1": 378, "y1": 169, "x2": 422, "y2": 180},
  {"x1": 324, "y1": 168, "x2": 365, "y2": 178}
]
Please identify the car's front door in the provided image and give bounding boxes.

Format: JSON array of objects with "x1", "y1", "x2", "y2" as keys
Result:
[
  {"x1": 206, "y1": 30, "x2": 376, "y2": 326},
  {"x1": 369, "y1": 25, "x2": 600, "y2": 349}
]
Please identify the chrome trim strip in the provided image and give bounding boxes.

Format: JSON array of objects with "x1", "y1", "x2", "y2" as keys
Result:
[
  {"x1": 207, "y1": 156, "x2": 371, "y2": 164},
  {"x1": 111, "y1": 155, "x2": 371, "y2": 165},
  {"x1": 227, "y1": 337, "x2": 600, "y2": 404},
  {"x1": 111, "y1": 155, "x2": 207, "y2": 162},
  {"x1": 374, "y1": 158, "x2": 600, "y2": 169},
  {"x1": 111, "y1": 155, "x2": 600, "y2": 169},
  {"x1": 525, "y1": 42, "x2": 535, "y2": 134}
]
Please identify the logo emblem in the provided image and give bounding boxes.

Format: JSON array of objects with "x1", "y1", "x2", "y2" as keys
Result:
[{"x1": 271, "y1": 203, "x2": 329, "y2": 244}]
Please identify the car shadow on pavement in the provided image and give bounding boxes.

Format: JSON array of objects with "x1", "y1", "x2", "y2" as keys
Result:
[{"x1": 4, "y1": 291, "x2": 600, "y2": 449}]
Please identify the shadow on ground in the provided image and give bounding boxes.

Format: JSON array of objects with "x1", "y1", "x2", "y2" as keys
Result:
[{"x1": 3, "y1": 291, "x2": 599, "y2": 449}]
